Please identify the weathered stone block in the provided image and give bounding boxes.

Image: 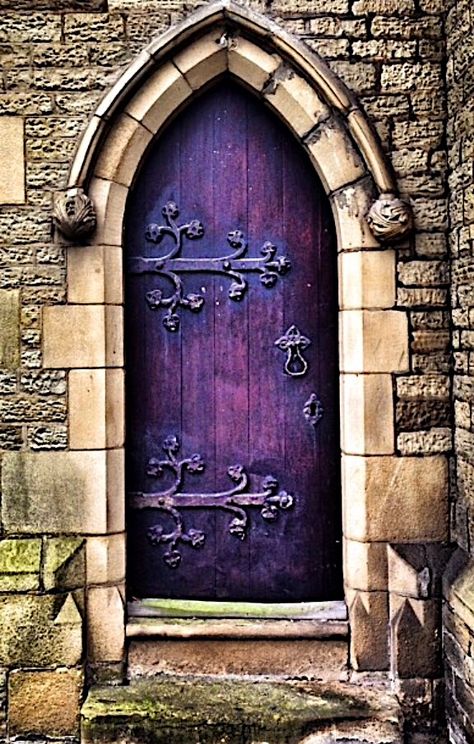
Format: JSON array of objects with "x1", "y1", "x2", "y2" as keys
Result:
[
  {"x1": 0, "y1": 118, "x2": 24, "y2": 204},
  {"x1": 344, "y1": 539, "x2": 388, "y2": 591},
  {"x1": 343, "y1": 455, "x2": 449, "y2": 542},
  {"x1": 390, "y1": 596, "x2": 441, "y2": 678},
  {"x1": 68, "y1": 243, "x2": 123, "y2": 304},
  {"x1": 347, "y1": 589, "x2": 389, "y2": 671},
  {"x1": 70, "y1": 368, "x2": 124, "y2": 449},
  {"x1": 331, "y1": 179, "x2": 380, "y2": 250},
  {"x1": 29, "y1": 424, "x2": 68, "y2": 450},
  {"x1": 0, "y1": 538, "x2": 41, "y2": 592},
  {"x1": 0, "y1": 289, "x2": 20, "y2": 367},
  {"x1": 43, "y1": 304, "x2": 123, "y2": 368},
  {"x1": 174, "y1": 30, "x2": 227, "y2": 91},
  {"x1": 64, "y1": 13, "x2": 125, "y2": 42},
  {"x1": 94, "y1": 114, "x2": 152, "y2": 188},
  {"x1": 396, "y1": 399, "x2": 450, "y2": 431},
  {"x1": 43, "y1": 537, "x2": 85, "y2": 591},
  {"x1": 265, "y1": 69, "x2": 330, "y2": 140},
  {"x1": 397, "y1": 429, "x2": 452, "y2": 455},
  {"x1": 340, "y1": 310, "x2": 409, "y2": 373},
  {"x1": 339, "y1": 250, "x2": 395, "y2": 309},
  {"x1": 87, "y1": 585, "x2": 125, "y2": 663},
  {"x1": 0, "y1": 594, "x2": 82, "y2": 666},
  {"x1": 229, "y1": 37, "x2": 280, "y2": 92},
  {"x1": 125, "y1": 61, "x2": 192, "y2": 135},
  {"x1": 340, "y1": 373, "x2": 394, "y2": 455},
  {"x1": 9, "y1": 668, "x2": 83, "y2": 737},
  {"x1": 86, "y1": 534, "x2": 126, "y2": 585},
  {"x1": 1, "y1": 450, "x2": 124, "y2": 534},
  {"x1": 128, "y1": 638, "x2": 348, "y2": 680},
  {"x1": 306, "y1": 118, "x2": 365, "y2": 193}
]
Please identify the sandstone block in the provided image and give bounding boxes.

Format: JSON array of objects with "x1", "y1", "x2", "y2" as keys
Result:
[
  {"x1": 347, "y1": 589, "x2": 389, "y2": 671},
  {"x1": 396, "y1": 374, "x2": 449, "y2": 400},
  {"x1": 397, "y1": 429, "x2": 452, "y2": 455},
  {"x1": 343, "y1": 539, "x2": 388, "y2": 591},
  {"x1": 0, "y1": 594, "x2": 82, "y2": 666},
  {"x1": 0, "y1": 538, "x2": 41, "y2": 592},
  {"x1": 340, "y1": 373, "x2": 394, "y2": 455},
  {"x1": 86, "y1": 534, "x2": 126, "y2": 584},
  {"x1": 342, "y1": 455, "x2": 449, "y2": 542},
  {"x1": 390, "y1": 596, "x2": 441, "y2": 678},
  {"x1": 9, "y1": 668, "x2": 83, "y2": 736},
  {"x1": 43, "y1": 304, "x2": 123, "y2": 368},
  {"x1": 339, "y1": 250, "x2": 395, "y2": 309},
  {"x1": 88, "y1": 178, "x2": 128, "y2": 246},
  {"x1": 125, "y1": 61, "x2": 192, "y2": 134},
  {"x1": 43, "y1": 537, "x2": 86, "y2": 591},
  {"x1": 0, "y1": 289, "x2": 20, "y2": 367},
  {"x1": 306, "y1": 118, "x2": 365, "y2": 193},
  {"x1": 69, "y1": 368, "x2": 124, "y2": 449},
  {"x1": 340, "y1": 310, "x2": 409, "y2": 373},
  {"x1": 398, "y1": 260, "x2": 449, "y2": 287},
  {"x1": 64, "y1": 13, "x2": 124, "y2": 43},
  {"x1": 128, "y1": 638, "x2": 348, "y2": 680},
  {"x1": 265, "y1": 70, "x2": 330, "y2": 140},
  {"x1": 87, "y1": 585, "x2": 125, "y2": 662},
  {"x1": 0, "y1": 13, "x2": 61, "y2": 42},
  {"x1": 229, "y1": 37, "x2": 280, "y2": 91},
  {"x1": 174, "y1": 30, "x2": 227, "y2": 91},
  {"x1": 68, "y1": 244, "x2": 123, "y2": 304},
  {"x1": 331, "y1": 179, "x2": 380, "y2": 250},
  {"x1": 1, "y1": 450, "x2": 124, "y2": 534},
  {"x1": 94, "y1": 114, "x2": 152, "y2": 188},
  {"x1": 0, "y1": 118, "x2": 24, "y2": 204}
]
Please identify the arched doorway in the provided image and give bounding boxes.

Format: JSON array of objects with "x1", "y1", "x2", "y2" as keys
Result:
[{"x1": 125, "y1": 82, "x2": 342, "y2": 602}]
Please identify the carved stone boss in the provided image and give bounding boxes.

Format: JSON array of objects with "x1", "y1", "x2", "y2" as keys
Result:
[
  {"x1": 53, "y1": 187, "x2": 96, "y2": 240},
  {"x1": 367, "y1": 192, "x2": 413, "y2": 243},
  {"x1": 129, "y1": 435, "x2": 295, "y2": 568},
  {"x1": 127, "y1": 201, "x2": 291, "y2": 332}
]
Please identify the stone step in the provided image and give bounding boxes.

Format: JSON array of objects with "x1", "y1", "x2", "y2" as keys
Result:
[
  {"x1": 81, "y1": 676, "x2": 403, "y2": 744},
  {"x1": 126, "y1": 616, "x2": 349, "y2": 680}
]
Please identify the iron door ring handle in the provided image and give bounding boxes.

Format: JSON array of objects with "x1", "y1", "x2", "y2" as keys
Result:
[{"x1": 274, "y1": 324, "x2": 311, "y2": 377}]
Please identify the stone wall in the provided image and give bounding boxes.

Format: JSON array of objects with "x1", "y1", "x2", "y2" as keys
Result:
[
  {"x1": 443, "y1": 0, "x2": 474, "y2": 742},
  {"x1": 0, "y1": 0, "x2": 455, "y2": 740}
]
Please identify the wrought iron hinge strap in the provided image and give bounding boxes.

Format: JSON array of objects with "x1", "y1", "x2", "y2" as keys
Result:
[
  {"x1": 127, "y1": 201, "x2": 291, "y2": 332},
  {"x1": 130, "y1": 435, "x2": 294, "y2": 568}
]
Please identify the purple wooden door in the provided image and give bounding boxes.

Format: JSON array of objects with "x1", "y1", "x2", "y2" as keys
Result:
[{"x1": 125, "y1": 83, "x2": 342, "y2": 602}]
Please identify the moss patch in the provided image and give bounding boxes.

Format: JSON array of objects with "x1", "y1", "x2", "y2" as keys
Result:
[{"x1": 82, "y1": 677, "x2": 401, "y2": 744}]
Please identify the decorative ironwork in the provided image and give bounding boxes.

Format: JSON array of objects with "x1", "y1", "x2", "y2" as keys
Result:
[
  {"x1": 274, "y1": 325, "x2": 311, "y2": 377},
  {"x1": 127, "y1": 201, "x2": 291, "y2": 332},
  {"x1": 129, "y1": 435, "x2": 295, "y2": 568},
  {"x1": 367, "y1": 192, "x2": 413, "y2": 243},
  {"x1": 303, "y1": 392, "x2": 323, "y2": 428},
  {"x1": 53, "y1": 187, "x2": 96, "y2": 241}
]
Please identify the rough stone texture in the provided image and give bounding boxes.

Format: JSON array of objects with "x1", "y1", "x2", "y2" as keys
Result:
[
  {"x1": 0, "y1": 593, "x2": 82, "y2": 667},
  {"x1": 128, "y1": 638, "x2": 348, "y2": 680},
  {"x1": 81, "y1": 676, "x2": 402, "y2": 744},
  {"x1": 444, "y1": 0, "x2": 474, "y2": 739},
  {"x1": 0, "y1": 0, "x2": 462, "y2": 738},
  {"x1": 1, "y1": 450, "x2": 124, "y2": 534},
  {"x1": 0, "y1": 538, "x2": 41, "y2": 592},
  {"x1": 8, "y1": 668, "x2": 83, "y2": 736}
]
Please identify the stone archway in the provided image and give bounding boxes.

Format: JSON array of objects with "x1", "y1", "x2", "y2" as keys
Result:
[{"x1": 42, "y1": 0, "x2": 448, "y2": 674}]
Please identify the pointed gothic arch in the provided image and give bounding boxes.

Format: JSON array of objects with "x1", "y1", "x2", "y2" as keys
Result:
[{"x1": 43, "y1": 0, "x2": 429, "y2": 672}]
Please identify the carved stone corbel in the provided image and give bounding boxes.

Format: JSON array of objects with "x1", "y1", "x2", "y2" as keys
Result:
[
  {"x1": 53, "y1": 187, "x2": 96, "y2": 241},
  {"x1": 367, "y1": 192, "x2": 414, "y2": 243}
]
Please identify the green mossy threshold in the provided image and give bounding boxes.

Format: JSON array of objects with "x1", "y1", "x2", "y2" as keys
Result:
[{"x1": 81, "y1": 676, "x2": 402, "y2": 744}]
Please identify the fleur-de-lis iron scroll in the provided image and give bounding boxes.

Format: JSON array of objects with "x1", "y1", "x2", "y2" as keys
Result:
[
  {"x1": 128, "y1": 435, "x2": 295, "y2": 568},
  {"x1": 274, "y1": 325, "x2": 311, "y2": 377},
  {"x1": 127, "y1": 201, "x2": 291, "y2": 332}
]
